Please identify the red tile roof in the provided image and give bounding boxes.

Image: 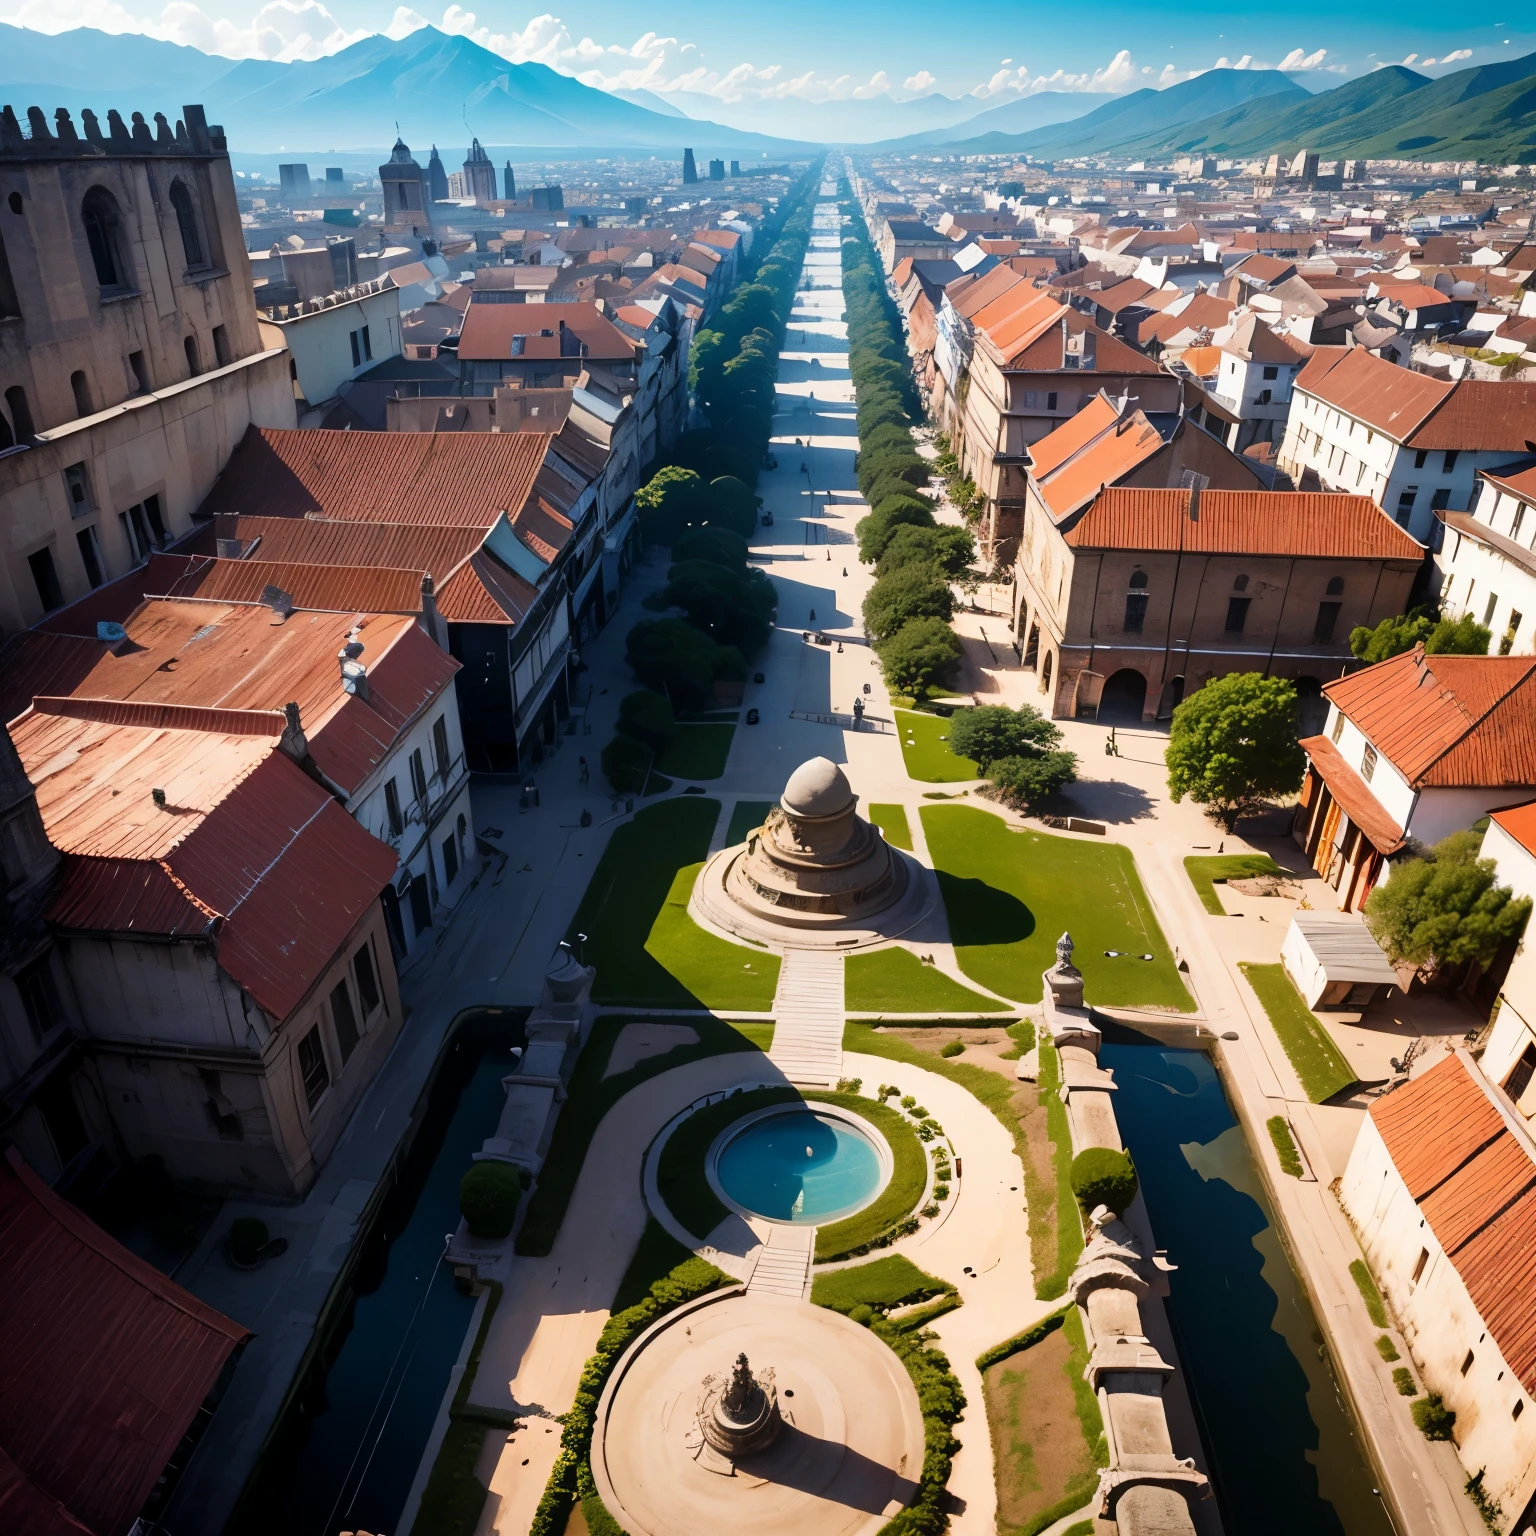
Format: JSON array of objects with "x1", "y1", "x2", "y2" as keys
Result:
[
  {"x1": 1299, "y1": 734, "x2": 1405, "y2": 854},
  {"x1": 1409, "y1": 381, "x2": 1536, "y2": 452},
  {"x1": 457, "y1": 301, "x2": 638, "y2": 364},
  {"x1": 1323, "y1": 648, "x2": 1536, "y2": 788},
  {"x1": 1066, "y1": 488, "x2": 1424, "y2": 559},
  {"x1": 158, "y1": 557, "x2": 426, "y2": 615},
  {"x1": 0, "y1": 1147, "x2": 248, "y2": 1536},
  {"x1": 1029, "y1": 396, "x2": 1170, "y2": 519},
  {"x1": 197, "y1": 427, "x2": 551, "y2": 528},
  {"x1": 1294, "y1": 346, "x2": 1451, "y2": 441},
  {"x1": 1481, "y1": 462, "x2": 1536, "y2": 506},
  {"x1": 1490, "y1": 800, "x2": 1536, "y2": 859},
  {"x1": 15, "y1": 704, "x2": 399, "y2": 1019},
  {"x1": 1370, "y1": 1053, "x2": 1536, "y2": 1394}
]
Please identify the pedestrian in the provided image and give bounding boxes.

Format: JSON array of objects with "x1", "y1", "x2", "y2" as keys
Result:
[
  {"x1": 809, "y1": 608, "x2": 816, "y2": 622},
  {"x1": 578, "y1": 755, "x2": 589, "y2": 785}
]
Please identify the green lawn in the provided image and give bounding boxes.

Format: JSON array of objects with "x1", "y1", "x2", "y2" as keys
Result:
[
  {"x1": 896, "y1": 709, "x2": 979, "y2": 783},
  {"x1": 921, "y1": 806, "x2": 1193, "y2": 1010},
  {"x1": 568, "y1": 798, "x2": 779, "y2": 1008},
  {"x1": 657, "y1": 723, "x2": 736, "y2": 780},
  {"x1": 1183, "y1": 853, "x2": 1283, "y2": 915},
  {"x1": 811, "y1": 1253, "x2": 952, "y2": 1314},
  {"x1": 846, "y1": 945, "x2": 1009, "y2": 1013},
  {"x1": 726, "y1": 799, "x2": 774, "y2": 845},
  {"x1": 1239, "y1": 962, "x2": 1358, "y2": 1103},
  {"x1": 868, "y1": 802, "x2": 914, "y2": 850}
]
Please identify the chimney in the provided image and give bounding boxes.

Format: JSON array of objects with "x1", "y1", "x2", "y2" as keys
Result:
[
  {"x1": 419, "y1": 572, "x2": 449, "y2": 649},
  {"x1": 338, "y1": 639, "x2": 369, "y2": 700},
  {"x1": 279, "y1": 701, "x2": 309, "y2": 761}
]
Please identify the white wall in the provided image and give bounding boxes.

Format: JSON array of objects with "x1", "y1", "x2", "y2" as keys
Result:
[
  {"x1": 1479, "y1": 819, "x2": 1536, "y2": 1096},
  {"x1": 1436, "y1": 478, "x2": 1536, "y2": 655},
  {"x1": 279, "y1": 286, "x2": 403, "y2": 407}
]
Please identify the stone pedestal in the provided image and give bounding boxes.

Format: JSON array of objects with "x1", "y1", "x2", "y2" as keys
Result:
[{"x1": 698, "y1": 1352, "x2": 782, "y2": 1458}]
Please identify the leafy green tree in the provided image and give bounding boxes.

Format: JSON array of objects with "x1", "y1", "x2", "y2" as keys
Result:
[
  {"x1": 625, "y1": 618, "x2": 721, "y2": 709},
  {"x1": 863, "y1": 565, "x2": 954, "y2": 643},
  {"x1": 635, "y1": 465, "x2": 708, "y2": 544},
  {"x1": 877, "y1": 523, "x2": 975, "y2": 581},
  {"x1": 1166, "y1": 673, "x2": 1305, "y2": 828},
  {"x1": 876, "y1": 618, "x2": 964, "y2": 698},
  {"x1": 601, "y1": 732, "x2": 653, "y2": 793},
  {"x1": 991, "y1": 750, "x2": 1078, "y2": 806},
  {"x1": 672, "y1": 525, "x2": 748, "y2": 569},
  {"x1": 615, "y1": 690, "x2": 677, "y2": 754},
  {"x1": 949, "y1": 703, "x2": 1061, "y2": 769},
  {"x1": 1351, "y1": 607, "x2": 1492, "y2": 663},
  {"x1": 1364, "y1": 830, "x2": 1532, "y2": 976},
  {"x1": 856, "y1": 497, "x2": 936, "y2": 563},
  {"x1": 654, "y1": 560, "x2": 777, "y2": 655},
  {"x1": 706, "y1": 476, "x2": 760, "y2": 539}
]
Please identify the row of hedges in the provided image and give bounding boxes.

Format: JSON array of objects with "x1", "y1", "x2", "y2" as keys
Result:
[
  {"x1": 603, "y1": 165, "x2": 824, "y2": 785},
  {"x1": 837, "y1": 187, "x2": 967, "y2": 700}
]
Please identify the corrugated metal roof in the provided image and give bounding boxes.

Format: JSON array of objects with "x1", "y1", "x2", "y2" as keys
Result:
[
  {"x1": 1371, "y1": 1053, "x2": 1536, "y2": 1394},
  {"x1": 0, "y1": 1148, "x2": 248, "y2": 1536},
  {"x1": 197, "y1": 426, "x2": 551, "y2": 528},
  {"x1": 1288, "y1": 912, "x2": 1399, "y2": 982},
  {"x1": 439, "y1": 551, "x2": 538, "y2": 626},
  {"x1": 197, "y1": 514, "x2": 484, "y2": 580},
  {"x1": 157, "y1": 557, "x2": 426, "y2": 616},
  {"x1": 1299, "y1": 734, "x2": 1406, "y2": 854},
  {"x1": 1323, "y1": 649, "x2": 1536, "y2": 788},
  {"x1": 1408, "y1": 381, "x2": 1536, "y2": 451},
  {"x1": 1066, "y1": 487, "x2": 1424, "y2": 559}
]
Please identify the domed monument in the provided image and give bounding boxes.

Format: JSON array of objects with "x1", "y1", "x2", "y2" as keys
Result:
[{"x1": 693, "y1": 757, "x2": 925, "y2": 946}]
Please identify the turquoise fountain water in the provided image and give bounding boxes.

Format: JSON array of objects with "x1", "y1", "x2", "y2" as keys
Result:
[{"x1": 716, "y1": 1109, "x2": 882, "y2": 1223}]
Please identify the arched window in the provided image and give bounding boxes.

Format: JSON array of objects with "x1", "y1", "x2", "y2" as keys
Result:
[
  {"x1": 1129, "y1": 570, "x2": 1148, "y2": 589},
  {"x1": 81, "y1": 187, "x2": 127, "y2": 291},
  {"x1": 168, "y1": 179, "x2": 204, "y2": 270},
  {"x1": 5, "y1": 384, "x2": 33, "y2": 440},
  {"x1": 70, "y1": 371, "x2": 92, "y2": 417},
  {"x1": 183, "y1": 335, "x2": 200, "y2": 377},
  {"x1": 0, "y1": 405, "x2": 12, "y2": 451},
  {"x1": 0, "y1": 229, "x2": 19, "y2": 321},
  {"x1": 1326, "y1": 576, "x2": 1344, "y2": 596},
  {"x1": 1232, "y1": 573, "x2": 1250, "y2": 592}
]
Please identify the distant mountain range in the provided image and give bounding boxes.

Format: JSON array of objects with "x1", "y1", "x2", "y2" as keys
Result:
[
  {"x1": 920, "y1": 52, "x2": 1536, "y2": 164},
  {"x1": 0, "y1": 23, "x2": 809, "y2": 154}
]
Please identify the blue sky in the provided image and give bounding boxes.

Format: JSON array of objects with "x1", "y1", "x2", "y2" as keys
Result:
[{"x1": 3, "y1": 0, "x2": 1533, "y2": 134}]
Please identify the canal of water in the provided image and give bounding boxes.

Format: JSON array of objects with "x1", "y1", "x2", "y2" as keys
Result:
[
  {"x1": 232, "y1": 1012, "x2": 525, "y2": 1536},
  {"x1": 1102, "y1": 1031, "x2": 1394, "y2": 1536}
]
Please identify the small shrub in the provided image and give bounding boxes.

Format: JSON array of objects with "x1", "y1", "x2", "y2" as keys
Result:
[
  {"x1": 939, "y1": 1040, "x2": 965, "y2": 1058},
  {"x1": 1466, "y1": 1470, "x2": 1503, "y2": 1533},
  {"x1": 1375, "y1": 1335, "x2": 1400, "y2": 1362},
  {"x1": 1070, "y1": 1146, "x2": 1138, "y2": 1215},
  {"x1": 600, "y1": 732, "x2": 652, "y2": 793},
  {"x1": 922, "y1": 1201, "x2": 939, "y2": 1218},
  {"x1": 900, "y1": 1095, "x2": 916, "y2": 1109},
  {"x1": 229, "y1": 1217, "x2": 268, "y2": 1264},
  {"x1": 1393, "y1": 1367, "x2": 1418, "y2": 1396},
  {"x1": 1350, "y1": 1258, "x2": 1389, "y2": 1327},
  {"x1": 459, "y1": 1161, "x2": 522, "y2": 1239},
  {"x1": 934, "y1": 1182, "x2": 949, "y2": 1200},
  {"x1": 1267, "y1": 1116, "x2": 1304, "y2": 1178},
  {"x1": 910, "y1": 1106, "x2": 928, "y2": 1118},
  {"x1": 615, "y1": 690, "x2": 678, "y2": 753},
  {"x1": 1412, "y1": 1392, "x2": 1456, "y2": 1440},
  {"x1": 849, "y1": 1303, "x2": 874, "y2": 1324}
]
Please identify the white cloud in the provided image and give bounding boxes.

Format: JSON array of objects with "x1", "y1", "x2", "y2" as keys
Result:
[
  {"x1": 384, "y1": 5, "x2": 426, "y2": 38},
  {"x1": 1277, "y1": 47, "x2": 1327, "y2": 72},
  {"x1": 1442, "y1": 48, "x2": 1473, "y2": 63},
  {"x1": 972, "y1": 48, "x2": 1143, "y2": 100},
  {"x1": 903, "y1": 70, "x2": 937, "y2": 92}
]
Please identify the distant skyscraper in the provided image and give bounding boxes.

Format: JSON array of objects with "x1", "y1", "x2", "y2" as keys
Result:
[
  {"x1": 278, "y1": 163, "x2": 312, "y2": 202},
  {"x1": 462, "y1": 138, "x2": 497, "y2": 201},
  {"x1": 503, "y1": 160, "x2": 516, "y2": 200},
  {"x1": 730, "y1": 160, "x2": 740, "y2": 176},
  {"x1": 325, "y1": 166, "x2": 344, "y2": 186},
  {"x1": 530, "y1": 185, "x2": 564, "y2": 212},
  {"x1": 682, "y1": 148, "x2": 698, "y2": 184},
  {"x1": 427, "y1": 145, "x2": 449, "y2": 201},
  {"x1": 708, "y1": 159, "x2": 725, "y2": 181}
]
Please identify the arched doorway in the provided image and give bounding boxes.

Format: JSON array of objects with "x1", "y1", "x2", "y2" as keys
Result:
[
  {"x1": 1098, "y1": 668, "x2": 1148, "y2": 722},
  {"x1": 1157, "y1": 674, "x2": 1186, "y2": 720},
  {"x1": 1023, "y1": 623, "x2": 1040, "y2": 669}
]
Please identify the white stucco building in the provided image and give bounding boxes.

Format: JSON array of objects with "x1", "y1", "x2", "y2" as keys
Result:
[{"x1": 1438, "y1": 462, "x2": 1536, "y2": 657}]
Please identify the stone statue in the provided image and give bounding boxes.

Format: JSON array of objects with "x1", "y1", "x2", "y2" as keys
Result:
[
  {"x1": 698, "y1": 1351, "x2": 782, "y2": 1457},
  {"x1": 1055, "y1": 931, "x2": 1079, "y2": 975},
  {"x1": 1045, "y1": 930, "x2": 1085, "y2": 1010}
]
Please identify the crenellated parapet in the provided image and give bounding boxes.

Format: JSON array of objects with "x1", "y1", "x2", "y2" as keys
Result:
[{"x1": 0, "y1": 103, "x2": 225, "y2": 160}]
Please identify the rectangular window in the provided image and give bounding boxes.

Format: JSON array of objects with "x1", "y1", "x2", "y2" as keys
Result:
[
  {"x1": 442, "y1": 830, "x2": 459, "y2": 886},
  {"x1": 1262, "y1": 365, "x2": 1278, "y2": 380},
  {"x1": 1505, "y1": 1043, "x2": 1536, "y2": 1105},
  {"x1": 350, "y1": 329, "x2": 362, "y2": 368},
  {"x1": 1331, "y1": 710, "x2": 1346, "y2": 743},
  {"x1": 1258, "y1": 388, "x2": 1272, "y2": 405},
  {"x1": 329, "y1": 979, "x2": 359, "y2": 1063},
  {"x1": 1123, "y1": 592, "x2": 1148, "y2": 633},
  {"x1": 353, "y1": 941, "x2": 382, "y2": 1018},
  {"x1": 1360, "y1": 743, "x2": 1378, "y2": 782},
  {"x1": 384, "y1": 777, "x2": 404, "y2": 837},
  {"x1": 1485, "y1": 593, "x2": 1500, "y2": 627},
  {"x1": 1395, "y1": 487, "x2": 1417, "y2": 524},
  {"x1": 1314, "y1": 601, "x2": 1341, "y2": 643},
  {"x1": 1225, "y1": 596, "x2": 1251, "y2": 633},
  {"x1": 1046, "y1": 391, "x2": 1057, "y2": 411},
  {"x1": 361, "y1": 324, "x2": 373, "y2": 361},
  {"x1": 212, "y1": 324, "x2": 231, "y2": 367},
  {"x1": 1462, "y1": 1350, "x2": 1475, "y2": 1376},
  {"x1": 1413, "y1": 448, "x2": 1429, "y2": 469},
  {"x1": 432, "y1": 715, "x2": 450, "y2": 778},
  {"x1": 63, "y1": 462, "x2": 94, "y2": 516},
  {"x1": 297, "y1": 1025, "x2": 330, "y2": 1111},
  {"x1": 1444, "y1": 450, "x2": 1459, "y2": 472},
  {"x1": 1431, "y1": 488, "x2": 1451, "y2": 512},
  {"x1": 15, "y1": 958, "x2": 58, "y2": 1042},
  {"x1": 1411, "y1": 1247, "x2": 1429, "y2": 1285},
  {"x1": 27, "y1": 547, "x2": 63, "y2": 612},
  {"x1": 75, "y1": 526, "x2": 104, "y2": 588},
  {"x1": 410, "y1": 747, "x2": 428, "y2": 803},
  {"x1": 127, "y1": 350, "x2": 150, "y2": 395}
]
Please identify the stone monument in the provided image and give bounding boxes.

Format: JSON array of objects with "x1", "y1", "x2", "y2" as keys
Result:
[
  {"x1": 698, "y1": 1352, "x2": 783, "y2": 1459},
  {"x1": 721, "y1": 757, "x2": 906, "y2": 929}
]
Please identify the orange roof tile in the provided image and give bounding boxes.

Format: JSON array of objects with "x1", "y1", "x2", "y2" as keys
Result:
[
  {"x1": 1299, "y1": 734, "x2": 1405, "y2": 853},
  {"x1": 1370, "y1": 1052, "x2": 1536, "y2": 1394},
  {"x1": 1490, "y1": 800, "x2": 1536, "y2": 859},
  {"x1": 157, "y1": 558, "x2": 426, "y2": 615},
  {"x1": 1324, "y1": 648, "x2": 1536, "y2": 788},
  {"x1": 198, "y1": 427, "x2": 551, "y2": 528},
  {"x1": 1409, "y1": 381, "x2": 1536, "y2": 452},
  {"x1": 1029, "y1": 397, "x2": 1169, "y2": 519},
  {"x1": 457, "y1": 300, "x2": 638, "y2": 364},
  {"x1": 1294, "y1": 346, "x2": 1451, "y2": 441}
]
